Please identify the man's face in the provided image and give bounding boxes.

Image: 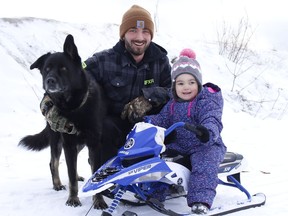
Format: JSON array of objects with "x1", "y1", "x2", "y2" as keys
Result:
[{"x1": 123, "y1": 27, "x2": 152, "y2": 57}]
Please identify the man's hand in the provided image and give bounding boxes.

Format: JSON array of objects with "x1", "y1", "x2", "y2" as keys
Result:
[
  {"x1": 46, "y1": 106, "x2": 78, "y2": 134},
  {"x1": 40, "y1": 94, "x2": 54, "y2": 116},
  {"x1": 40, "y1": 95, "x2": 78, "y2": 134},
  {"x1": 121, "y1": 96, "x2": 152, "y2": 124}
]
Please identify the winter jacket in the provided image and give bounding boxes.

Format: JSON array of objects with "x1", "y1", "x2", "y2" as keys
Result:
[
  {"x1": 83, "y1": 40, "x2": 171, "y2": 115},
  {"x1": 148, "y1": 82, "x2": 226, "y2": 155}
]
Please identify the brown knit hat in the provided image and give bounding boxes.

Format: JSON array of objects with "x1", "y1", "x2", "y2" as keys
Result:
[{"x1": 120, "y1": 5, "x2": 154, "y2": 39}]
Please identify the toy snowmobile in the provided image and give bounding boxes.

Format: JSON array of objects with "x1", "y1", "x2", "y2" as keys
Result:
[{"x1": 82, "y1": 122, "x2": 266, "y2": 216}]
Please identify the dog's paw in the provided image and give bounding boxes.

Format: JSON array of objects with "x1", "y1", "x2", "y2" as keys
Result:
[
  {"x1": 93, "y1": 193, "x2": 108, "y2": 209},
  {"x1": 53, "y1": 184, "x2": 66, "y2": 191},
  {"x1": 66, "y1": 196, "x2": 82, "y2": 207},
  {"x1": 77, "y1": 175, "x2": 85, "y2": 181}
]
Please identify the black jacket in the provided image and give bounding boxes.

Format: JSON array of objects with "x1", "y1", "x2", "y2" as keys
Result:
[{"x1": 84, "y1": 40, "x2": 171, "y2": 115}]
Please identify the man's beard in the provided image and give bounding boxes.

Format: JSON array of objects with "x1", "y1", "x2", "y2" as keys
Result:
[{"x1": 124, "y1": 39, "x2": 150, "y2": 56}]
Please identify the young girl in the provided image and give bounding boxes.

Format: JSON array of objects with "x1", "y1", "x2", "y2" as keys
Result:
[{"x1": 146, "y1": 49, "x2": 227, "y2": 214}]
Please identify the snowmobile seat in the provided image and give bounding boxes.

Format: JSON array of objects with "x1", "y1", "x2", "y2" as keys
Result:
[{"x1": 222, "y1": 152, "x2": 243, "y2": 164}]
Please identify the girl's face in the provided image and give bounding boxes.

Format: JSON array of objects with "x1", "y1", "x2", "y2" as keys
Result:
[{"x1": 175, "y1": 73, "x2": 199, "y2": 101}]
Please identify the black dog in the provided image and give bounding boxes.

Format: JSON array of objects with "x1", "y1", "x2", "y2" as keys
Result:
[{"x1": 19, "y1": 34, "x2": 107, "y2": 209}]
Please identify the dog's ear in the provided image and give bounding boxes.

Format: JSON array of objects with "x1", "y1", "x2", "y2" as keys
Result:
[
  {"x1": 30, "y1": 53, "x2": 51, "y2": 71},
  {"x1": 63, "y1": 34, "x2": 81, "y2": 65}
]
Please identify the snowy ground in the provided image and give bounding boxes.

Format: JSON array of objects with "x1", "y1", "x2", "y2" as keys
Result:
[
  {"x1": 1, "y1": 0, "x2": 288, "y2": 215},
  {"x1": 1, "y1": 111, "x2": 288, "y2": 216}
]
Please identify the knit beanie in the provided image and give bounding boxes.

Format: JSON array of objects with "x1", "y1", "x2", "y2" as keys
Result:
[
  {"x1": 171, "y1": 49, "x2": 202, "y2": 99},
  {"x1": 120, "y1": 5, "x2": 154, "y2": 39}
]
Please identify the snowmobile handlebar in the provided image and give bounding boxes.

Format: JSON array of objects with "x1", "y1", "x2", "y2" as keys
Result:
[{"x1": 164, "y1": 122, "x2": 204, "y2": 137}]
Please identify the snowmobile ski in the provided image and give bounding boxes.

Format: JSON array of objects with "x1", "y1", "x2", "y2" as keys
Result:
[
  {"x1": 142, "y1": 193, "x2": 266, "y2": 216},
  {"x1": 204, "y1": 193, "x2": 266, "y2": 216}
]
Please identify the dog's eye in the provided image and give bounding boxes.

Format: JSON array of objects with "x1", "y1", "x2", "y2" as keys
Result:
[
  {"x1": 45, "y1": 66, "x2": 51, "y2": 72},
  {"x1": 60, "y1": 67, "x2": 68, "y2": 72}
]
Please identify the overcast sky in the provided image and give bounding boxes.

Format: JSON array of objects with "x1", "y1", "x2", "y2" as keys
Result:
[
  {"x1": 2, "y1": 0, "x2": 287, "y2": 24},
  {"x1": 1, "y1": 0, "x2": 288, "y2": 50}
]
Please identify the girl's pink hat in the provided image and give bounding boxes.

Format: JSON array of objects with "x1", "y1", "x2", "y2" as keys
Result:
[{"x1": 179, "y1": 48, "x2": 196, "y2": 59}]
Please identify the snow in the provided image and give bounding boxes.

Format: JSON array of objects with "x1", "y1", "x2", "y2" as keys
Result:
[{"x1": 1, "y1": 0, "x2": 288, "y2": 215}]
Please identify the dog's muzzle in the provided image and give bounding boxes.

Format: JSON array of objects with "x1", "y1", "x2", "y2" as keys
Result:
[{"x1": 44, "y1": 76, "x2": 61, "y2": 93}]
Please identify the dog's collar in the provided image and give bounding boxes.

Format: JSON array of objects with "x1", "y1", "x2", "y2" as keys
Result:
[{"x1": 76, "y1": 89, "x2": 89, "y2": 110}]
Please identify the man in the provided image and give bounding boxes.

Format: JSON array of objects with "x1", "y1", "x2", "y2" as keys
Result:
[{"x1": 42, "y1": 5, "x2": 171, "y2": 167}]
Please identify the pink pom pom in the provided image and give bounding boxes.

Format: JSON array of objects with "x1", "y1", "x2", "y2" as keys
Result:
[{"x1": 179, "y1": 48, "x2": 196, "y2": 59}]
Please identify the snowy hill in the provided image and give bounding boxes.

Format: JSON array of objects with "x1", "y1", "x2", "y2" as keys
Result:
[
  {"x1": 1, "y1": 17, "x2": 288, "y2": 121},
  {"x1": 1, "y1": 2, "x2": 288, "y2": 215}
]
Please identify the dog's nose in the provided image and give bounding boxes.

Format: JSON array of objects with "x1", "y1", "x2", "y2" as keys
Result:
[
  {"x1": 44, "y1": 77, "x2": 58, "y2": 92},
  {"x1": 46, "y1": 77, "x2": 56, "y2": 86}
]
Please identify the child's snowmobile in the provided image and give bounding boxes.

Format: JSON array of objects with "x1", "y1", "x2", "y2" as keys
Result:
[{"x1": 82, "y1": 122, "x2": 266, "y2": 216}]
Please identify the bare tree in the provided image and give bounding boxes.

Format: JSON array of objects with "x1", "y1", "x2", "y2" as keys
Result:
[
  {"x1": 217, "y1": 14, "x2": 256, "y2": 91},
  {"x1": 153, "y1": 0, "x2": 160, "y2": 33}
]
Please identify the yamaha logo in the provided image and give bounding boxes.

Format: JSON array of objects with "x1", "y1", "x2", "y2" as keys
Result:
[
  {"x1": 124, "y1": 138, "x2": 135, "y2": 149},
  {"x1": 177, "y1": 177, "x2": 183, "y2": 185}
]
